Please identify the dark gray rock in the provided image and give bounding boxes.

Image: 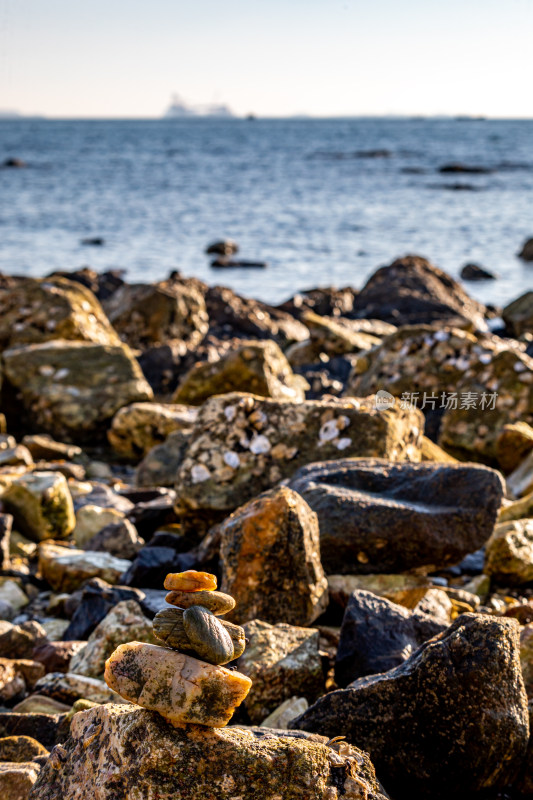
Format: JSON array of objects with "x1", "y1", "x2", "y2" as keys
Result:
[
  {"x1": 289, "y1": 458, "x2": 504, "y2": 574},
  {"x1": 335, "y1": 590, "x2": 447, "y2": 687},
  {"x1": 291, "y1": 614, "x2": 529, "y2": 799},
  {"x1": 83, "y1": 519, "x2": 145, "y2": 560},
  {"x1": 460, "y1": 263, "x2": 497, "y2": 281},
  {"x1": 120, "y1": 544, "x2": 183, "y2": 589},
  {"x1": 61, "y1": 578, "x2": 144, "y2": 640}
]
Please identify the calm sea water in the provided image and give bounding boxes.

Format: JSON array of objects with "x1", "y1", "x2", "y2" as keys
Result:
[{"x1": 0, "y1": 117, "x2": 532, "y2": 307}]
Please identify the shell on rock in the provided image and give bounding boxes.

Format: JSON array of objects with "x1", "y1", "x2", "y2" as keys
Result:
[
  {"x1": 183, "y1": 606, "x2": 235, "y2": 666},
  {"x1": 165, "y1": 589, "x2": 236, "y2": 616},
  {"x1": 164, "y1": 570, "x2": 217, "y2": 592}
]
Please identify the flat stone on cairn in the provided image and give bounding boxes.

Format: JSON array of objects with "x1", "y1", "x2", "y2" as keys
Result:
[{"x1": 104, "y1": 570, "x2": 251, "y2": 727}]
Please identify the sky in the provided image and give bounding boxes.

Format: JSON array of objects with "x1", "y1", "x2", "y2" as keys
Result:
[{"x1": 0, "y1": 0, "x2": 532, "y2": 119}]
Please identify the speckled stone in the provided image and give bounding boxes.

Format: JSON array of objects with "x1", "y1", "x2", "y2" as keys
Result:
[
  {"x1": 152, "y1": 607, "x2": 245, "y2": 660},
  {"x1": 164, "y1": 570, "x2": 217, "y2": 592},
  {"x1": 165, "y1": 589, "x2": 235, "y2": 616},
  {"x1": 182, "y1": 606, "x2": 235, "y2": 666}
]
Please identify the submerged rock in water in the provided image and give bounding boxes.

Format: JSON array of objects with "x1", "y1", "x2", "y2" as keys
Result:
[
  {"x1": 218, "y1": 486, "x2": 328, "y2": 627},
  {"x1": 334, "y1": 590, "x2": 447, "y2": 687},
  {"x1": 176, "y1": 392, "x2": 423, "y2": 511},
  {"x1": 29, "y1": 704, "x2": 387, "y2": 800},
  {"x1": 289, "y1": 458, "x2": 504, "y2": 574},
  {"x1": 104, "y1": 641, "x2": 251, "y2": 727},
  {"x1": 2, "y1": 340, "x2": 153, "y2": 442},
  {"x1": 291, "y1": 614, "x2": 529, "y2": 799},
  {"x1": 172, "y1": 340, "x2": 307, "y2": 405}
]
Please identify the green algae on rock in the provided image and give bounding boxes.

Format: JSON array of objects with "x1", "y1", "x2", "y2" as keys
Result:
[{"x1": 29, "y1": 704, "x2": 387, "y2": 800}]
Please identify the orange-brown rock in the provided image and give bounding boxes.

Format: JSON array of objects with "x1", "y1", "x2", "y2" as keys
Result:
[
  {"x1": 163, "y1": 570, "x2": 217, "y2": 592},
  {"x1": 219, "y1": 486, "x2": 328, "y2": 626}
]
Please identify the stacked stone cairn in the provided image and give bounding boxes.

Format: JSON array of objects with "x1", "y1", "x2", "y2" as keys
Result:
[{"x1": 104, "y1": 570, "x2": 251, "y2": 727}]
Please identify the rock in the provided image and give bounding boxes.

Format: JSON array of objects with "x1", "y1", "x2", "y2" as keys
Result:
[
  {"x1": 0, "y1": 620, "x2": 47, "y2": 659},
  {"x1": 485, "y1": 519, "x2": 533, "y2": 585},
  {"x1": 519, "y1": 624, "x2": 533, "y2": 699},
  {"x1": 287, "y1": 311, "x2": 381, "y2": 367},
  {"x1": 12, "y1": 695, "x2": 71, "y2": 714},
  {"x1": 29, "y1": 703, "x2": 387, "y2": 800},
  {"x1": 2, "y1": 340, "x2": 153, "y2": 443},
  {"x1": 38, "y1": 543, "x2": 131, "y2": 592},
  {"x1": 210, "y1": 258, "x2": 267, "y2": 269},
  {"x1": 335, "y1": 590, "x2": 447, "y2": 687},
  {"x1": 218, "y1": 486, "x2": 328, "y2": 626},
  {"x1": 69, "y1": 599, "x2": 158, "y2": 679},
  {"x1": 0, "y1": 712, "x2": 67, "y2": 750},
  {"x1": 327, "y1": 573, "x2": 431, "y2": 613},
  {"x1": 420, "y1": 435, "x2": 456, "y2": 462},
  {"x1": 415, "y1": 588, "x2": 454, "y2": 622},
  {"x1": 103, "y1": 277, "x2": 208, "y2": 350},
  {"x1": 352, "y1": 255, "x2": 487, "y2": 329},
  {"x1": 205, "y1": 285, "x2": 309, "y2": 346},
  {"x1": 289, "y1": 459, "x2": 504, "y2": 574},
  {"x1": 292, "y1": 614, "x2": 529, "y2": 798},
  {"x1": 0, "y1": 445, "x2": 33, "y2": 467},
  {"x1": 206, "y1": 240, "x2": 239, "y2": 256},
  {"x1": 81, "y1": 237, "x2": 104, "y2": 246},
  {"x1": 72, "y1": 504, "x2": 125, "y2": 547},
  {"x1": 496, "y1": 421, "x2": 533, "y2": 473},
  {"x1": 21, "y1": 434, "x2": 83, "y2": 462},
  {"x1": 164, "y1": 569, "x2": 218, "y2": 591},
  {"x1": 438, "y1": 348, "x2": 533, "y2": 462},
  {"x1": 182, "y1": 606, "x2": 235, "y2": 665},
  {"x1": 260, "y1": 696, "x2": 309, "y2": 729},
  {"x1": 71, "y1": 482, "x2": 134, "y2": 514},
  {"x1": 503, "y1": 291, "x2": 533, "y2": 336},
  {"x1": 507, "y1": 449, "x2": 533, "y2": 498},
  {"x1": 47, "y1": 268, "x2": 124, "y2": 302},
  {"x1": 439, "y1": 163, "x2": 491, "y2": 174},
  {"x1": 0, "y1": 658, "x2": 45, "y2": 702},
  {"x1": 104, "y1": 641, "x2": 251, "y2": 726},
  {"x1": 238, "y1": 620, "x2": 324, "y2": 724},
  {"x1": 460, "y1": 262, "x2": 497, "y2": 281},
  {"x1": 32, "y1": 641, "x2": 86, "y2": 674},
  {"x1": 120, "y1": 542, "x2": 184, "y2": 589},
  {"x1": 0, "y1": 761, "x2": 40, "y2": 800},
  {"x1": 177, "y1": 392, "x2": 423, "y2": 511},
  {"x1": 0, "y1": 276, "x2": 119, "y2": 351},
  {"x1": 0, "y1": 580, "x2": 28, "y2": 612},
  {"x1": 83, "y1": 519, "x2": 145, "y2": 560},
  {"x1": 33, "y1": 671, "x2": 123, "y2": 705},
  {"x1": 346, "y1": 323, "x2": 503, "y2": 399},
  {"x1": 2, "y1": 472, "x2": 75, "y2": 542},
  {"x1": 39, "y1": 619, "x2": 70, "y2": 642},
  {"x1": 277, "y1": 285, "x2": 358, "y2": 319},
  {"x1": 135, "y1": 430, "x2": 190, "y2": 487},
  {"x1": 173, "y1": 340, "x2": 307, "y2": 406},
  {"x1": 517, "y1": 704, "x2": 533, "y2": 796},
  {"x1": 0, "y1": 513, "x2": 12, "y2": 570},
  {"x1": 153, "y1": 606, "x2": 245, "y2": 658},
  {"x1": 518, "y1": 237, "x2": 533, "y2": 262},
  {"x1": 165, "y1": 589, "x2": 235, "y2": 615},
  {"x1": 2, "y1": 157, "x2": 26, "y2": 168},
  {"x1": 0, "y1": 735, "x2": 48, "y2": 761},
  {"x1": 108, "y1": 402, "x2": 197, "y2": 460},
  {"x1": 61, "y1": 579, "x2": 144, "y2": 640}
]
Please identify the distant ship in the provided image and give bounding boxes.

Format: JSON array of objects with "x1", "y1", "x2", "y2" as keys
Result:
[{"x1": 164, "y1": 94, "x2": 234, "y2": 119}]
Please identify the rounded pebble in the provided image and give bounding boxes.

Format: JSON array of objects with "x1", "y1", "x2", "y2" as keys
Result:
[
  {"x1": 164, "y1": 570, "x2": 217, "y2": 592},
  {"x1": 165, "y1": 589, "x2": 236, "y2": 616},
  {"x1": 182, "y1": 605, "x2": 234, "y2": 665}
]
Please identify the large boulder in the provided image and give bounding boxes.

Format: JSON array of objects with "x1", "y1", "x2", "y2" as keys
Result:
[
  {"x1": 2, "y1": 340, "x2": 153, "y2": 442},
  {"x1": 289, "y1": 459, "x2": 504, "y2": 574},
  {"x1": 352, "y1": 255, "x2": 488, "y2": 329},
  {"x1": 439, "y1": 349, "x2": 533, "y2": 462},
  {"x1": 172, "y1": 340, "x2": 307, "y2": 405},
  {"x1": 108, "y1": 402, "x2": 197, "y2": 460},
  {"x1": 102, "y1": 277, "x2": 209, "y2": 350},
  {"x1": 237, "y1": 620, "x2": 324, "y2": 724},
  {"x1": 29, "y1": 704, "x2": 387, "y2": 800},
  {"x1": 335, "y1": 590, "x2": 447, "y2": 687},
  {"x1": 0, "y1": 276, "x2": 119, "y2": 350},
  {"x1": 219, "y1": 486, "x2": 328, "y2": 627},
  {"x1": 176, "y1": 393, "x2": 424, "y2": 511},
  {"x1": 291, "y1": 614, "x2": 529, "y2": 799}
]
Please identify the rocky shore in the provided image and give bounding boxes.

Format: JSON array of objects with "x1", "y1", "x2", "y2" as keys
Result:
[{"x1": 0, "y1": 254, "x2": 532, "y2": 798}]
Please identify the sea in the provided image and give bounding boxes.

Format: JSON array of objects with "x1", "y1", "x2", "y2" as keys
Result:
[{"x1": 0, "y1": 117, "x2": 532, "y2": 308}]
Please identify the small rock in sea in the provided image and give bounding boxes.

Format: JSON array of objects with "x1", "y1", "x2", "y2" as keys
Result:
[
  {"x1": 164, "y1": 570, "x2": 217, "y2": 592},
  {"x1": 80, "y1": 237, "x2": 104, "y2": 246},
  {"x1": 438, "y1": 163, "x2": 492, "y2": 174},
  {"x1": 2, "y1": 157, "x2": 27, "y2": 168},
  {"x1": 518, "y1": 236, "x2": 533, "y2": 262},
  {"x1": 210, "y1": 258, "x2": 267, "y2": 269},
  {"x1": 205, "y1": 239, "x2": 239, "y2": 256},
  {"x1": 460, "y1": 262, "x2": 497, "y2": 281}
]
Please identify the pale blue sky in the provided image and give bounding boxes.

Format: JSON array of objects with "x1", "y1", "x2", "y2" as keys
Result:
[{"x1": 0, "y1": 0, "x2": 531, "y2": 118}]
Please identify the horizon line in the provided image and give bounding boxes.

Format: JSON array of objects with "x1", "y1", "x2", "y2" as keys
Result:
[{"x1": 2, "y1": 113, "x2": 533, "y2": 122}]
